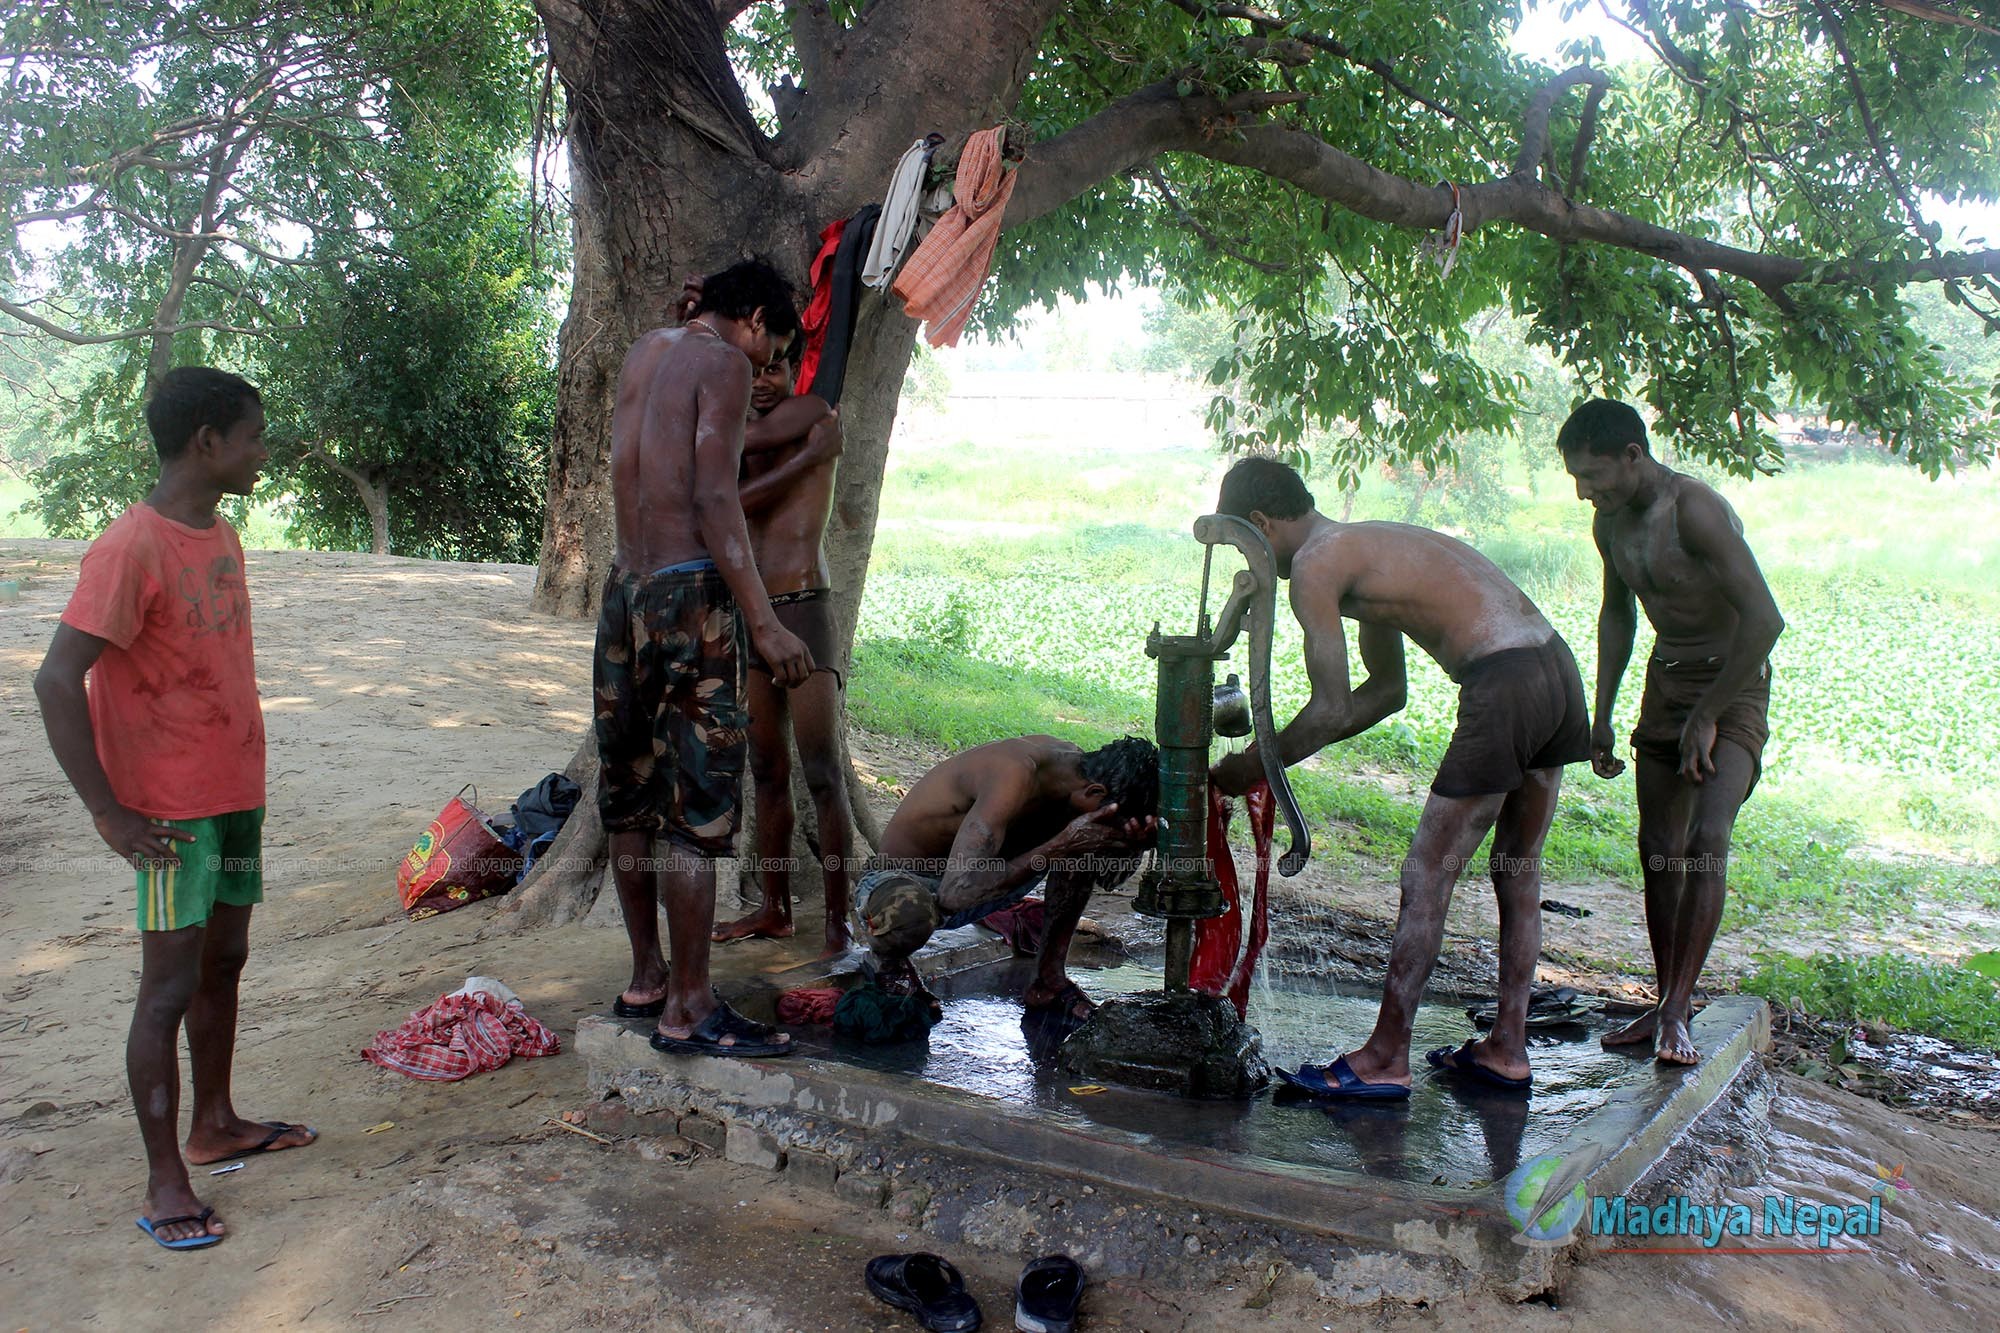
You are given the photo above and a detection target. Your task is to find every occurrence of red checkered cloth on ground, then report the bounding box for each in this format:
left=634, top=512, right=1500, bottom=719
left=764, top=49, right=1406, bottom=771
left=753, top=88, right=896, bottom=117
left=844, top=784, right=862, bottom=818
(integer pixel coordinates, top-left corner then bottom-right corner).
left=363, top=990, right=562, bottom=1081
left=891, top=126, right=1017, bottom=347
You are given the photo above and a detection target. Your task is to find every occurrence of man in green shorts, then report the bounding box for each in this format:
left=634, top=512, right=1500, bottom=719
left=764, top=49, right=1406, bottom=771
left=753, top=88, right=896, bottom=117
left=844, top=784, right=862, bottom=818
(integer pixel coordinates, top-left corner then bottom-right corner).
left=36, top=367, right=316, bottom=1251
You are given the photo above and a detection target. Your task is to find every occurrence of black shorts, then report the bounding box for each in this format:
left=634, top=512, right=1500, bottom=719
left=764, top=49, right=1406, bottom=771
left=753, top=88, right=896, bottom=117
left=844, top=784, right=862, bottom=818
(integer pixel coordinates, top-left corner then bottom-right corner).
left=1431, top=636, right=1591, bottom=798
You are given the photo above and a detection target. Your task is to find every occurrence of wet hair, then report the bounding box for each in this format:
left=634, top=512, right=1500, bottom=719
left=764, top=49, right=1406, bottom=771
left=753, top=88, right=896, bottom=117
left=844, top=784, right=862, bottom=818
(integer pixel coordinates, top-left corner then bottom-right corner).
left=1557, top=399, right=1650, bottom=458
left=1217, top=457, right=1315, bottom=521
left=693, top=257, right=802, bottom=339
left=1080, top=736, right=1159, bottom=821
left=145, top=367, right=261, bottom=461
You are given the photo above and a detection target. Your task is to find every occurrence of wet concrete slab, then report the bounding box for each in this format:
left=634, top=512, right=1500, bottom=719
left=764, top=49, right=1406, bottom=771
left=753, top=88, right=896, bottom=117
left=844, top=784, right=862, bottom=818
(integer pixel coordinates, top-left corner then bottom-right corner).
left=577, top=955, right=1770, bottom=1300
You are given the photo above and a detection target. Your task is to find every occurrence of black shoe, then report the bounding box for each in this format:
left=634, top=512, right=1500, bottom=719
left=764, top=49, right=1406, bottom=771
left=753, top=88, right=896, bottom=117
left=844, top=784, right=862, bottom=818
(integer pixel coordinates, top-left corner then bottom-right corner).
left=612, top=995, right=665, bottom=1019
left=1014, top=1254, right=1083, bottom=1333
left=865, top=1253, right=982, bottom=1332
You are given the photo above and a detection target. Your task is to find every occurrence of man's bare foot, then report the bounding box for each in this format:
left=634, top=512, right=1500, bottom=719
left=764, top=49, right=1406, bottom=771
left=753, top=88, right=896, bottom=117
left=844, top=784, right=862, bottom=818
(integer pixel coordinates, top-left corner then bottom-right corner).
left=1655, top=1013, right=1700, bottom=1066
left=1334, top=1047, right=1412, bottom=1089
left=711, top=905, right=795, bottom=943
left=185, top=1117, right=316, bottom=1165
left=142, top=1181, right=224, bottom=1244
left=1023, top=977, right=1094, bottom=1023
left=1600, top=1009, right=1657, bottom=1049
left=820, top=923, right=855, bottom=959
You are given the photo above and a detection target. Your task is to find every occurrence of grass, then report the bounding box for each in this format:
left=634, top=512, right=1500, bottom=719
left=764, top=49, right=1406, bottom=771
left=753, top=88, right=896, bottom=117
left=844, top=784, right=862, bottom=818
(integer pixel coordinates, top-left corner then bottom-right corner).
left=1743, top=952, right=2000, bottom=1051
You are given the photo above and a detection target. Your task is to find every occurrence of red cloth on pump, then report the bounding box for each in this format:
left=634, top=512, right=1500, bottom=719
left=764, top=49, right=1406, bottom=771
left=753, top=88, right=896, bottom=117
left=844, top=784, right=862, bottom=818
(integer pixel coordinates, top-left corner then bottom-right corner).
left=1190, top=781, right=1276, bottom=1018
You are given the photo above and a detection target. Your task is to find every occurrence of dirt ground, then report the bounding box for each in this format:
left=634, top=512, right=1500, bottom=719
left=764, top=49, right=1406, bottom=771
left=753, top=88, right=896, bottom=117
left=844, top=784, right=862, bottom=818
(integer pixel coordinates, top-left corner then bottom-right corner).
left=3, top=539, right=1997, bottom=1331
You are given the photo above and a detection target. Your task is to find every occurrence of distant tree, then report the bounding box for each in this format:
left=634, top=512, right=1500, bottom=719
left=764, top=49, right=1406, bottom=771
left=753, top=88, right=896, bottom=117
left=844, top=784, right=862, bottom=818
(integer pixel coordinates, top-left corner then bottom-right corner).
left=2, top=0, right=546, bottom=532
left=260, top=194, right=557, bottom=561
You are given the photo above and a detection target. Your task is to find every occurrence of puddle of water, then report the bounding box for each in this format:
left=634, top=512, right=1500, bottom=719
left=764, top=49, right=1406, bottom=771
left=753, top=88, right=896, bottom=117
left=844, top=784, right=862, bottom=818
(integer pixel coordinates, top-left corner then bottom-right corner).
left=790, top=958, right=1664, bottom=1190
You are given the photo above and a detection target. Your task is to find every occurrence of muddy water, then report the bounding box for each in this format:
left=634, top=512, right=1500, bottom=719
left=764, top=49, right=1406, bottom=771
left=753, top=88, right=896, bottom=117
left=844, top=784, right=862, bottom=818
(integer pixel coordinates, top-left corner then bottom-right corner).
left=797, top=957, right=1677, bottom=1190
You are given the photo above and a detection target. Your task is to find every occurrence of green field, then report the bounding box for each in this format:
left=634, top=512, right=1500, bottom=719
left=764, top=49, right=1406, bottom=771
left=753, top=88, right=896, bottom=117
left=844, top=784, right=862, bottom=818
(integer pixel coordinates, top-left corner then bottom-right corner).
left=850, top=393, right=2000, bottom=972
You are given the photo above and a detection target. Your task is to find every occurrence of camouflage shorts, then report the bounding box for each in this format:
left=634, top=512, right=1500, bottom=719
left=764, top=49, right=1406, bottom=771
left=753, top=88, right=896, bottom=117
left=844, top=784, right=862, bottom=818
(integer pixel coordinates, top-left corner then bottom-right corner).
left=593, top=565, right=747, bottom=854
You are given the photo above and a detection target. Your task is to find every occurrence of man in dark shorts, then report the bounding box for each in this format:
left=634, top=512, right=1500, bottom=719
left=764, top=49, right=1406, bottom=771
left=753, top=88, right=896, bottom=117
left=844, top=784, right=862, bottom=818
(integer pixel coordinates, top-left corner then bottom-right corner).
left=1560, top=400, right=1784, bottom=1066
left=1207, top=459, right=1589, bottom=1098
left=856, top=736, right=1157, bottom=1021
left=596, top=258, right=813, bottom=1059
left=710, top=337, right=855, bottom=955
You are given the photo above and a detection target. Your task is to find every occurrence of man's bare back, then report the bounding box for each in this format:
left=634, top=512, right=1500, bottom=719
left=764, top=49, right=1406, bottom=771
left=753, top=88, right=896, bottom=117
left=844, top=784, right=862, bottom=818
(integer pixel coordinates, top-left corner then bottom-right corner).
left=1292, top=520, right=1553, bottom=680
left=876, top=736, right=1085, bottom=870
left=609, top=327, right=747, bottom=573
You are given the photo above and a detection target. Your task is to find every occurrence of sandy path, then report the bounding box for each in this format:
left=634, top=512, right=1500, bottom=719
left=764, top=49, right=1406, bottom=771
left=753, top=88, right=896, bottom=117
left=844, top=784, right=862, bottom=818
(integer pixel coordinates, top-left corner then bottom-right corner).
left=1, top=539, right=1995, bottom=1329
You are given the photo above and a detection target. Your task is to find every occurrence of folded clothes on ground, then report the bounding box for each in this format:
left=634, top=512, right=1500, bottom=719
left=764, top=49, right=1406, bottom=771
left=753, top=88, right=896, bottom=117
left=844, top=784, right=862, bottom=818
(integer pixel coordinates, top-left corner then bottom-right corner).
left=363, top=978, right=561, bottom=1080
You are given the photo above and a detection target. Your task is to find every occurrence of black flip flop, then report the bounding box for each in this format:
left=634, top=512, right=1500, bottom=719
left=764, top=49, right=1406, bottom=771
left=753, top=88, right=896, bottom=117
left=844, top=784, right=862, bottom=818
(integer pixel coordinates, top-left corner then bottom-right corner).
left=650, top=995, right=794, bottom=1058
left=865, top=1252, right=982, bottom=1332
left=612, top=995, right=666, bottom=1019
left=200, top=1121, right=315, bottom=1162
left=1015, top=1254, right=1083, bottom=1333
left=1425, top=1039, right=1532, bottom=1092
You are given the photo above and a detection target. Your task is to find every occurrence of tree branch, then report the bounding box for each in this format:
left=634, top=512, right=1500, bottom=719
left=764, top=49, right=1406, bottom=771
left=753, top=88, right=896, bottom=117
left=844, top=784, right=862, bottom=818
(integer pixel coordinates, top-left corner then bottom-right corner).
left=1514, top=67, right=1610, bottom=182
left=0, top=295, right=302, bottom=345
left=1142, top=164, right=1295, bottom=274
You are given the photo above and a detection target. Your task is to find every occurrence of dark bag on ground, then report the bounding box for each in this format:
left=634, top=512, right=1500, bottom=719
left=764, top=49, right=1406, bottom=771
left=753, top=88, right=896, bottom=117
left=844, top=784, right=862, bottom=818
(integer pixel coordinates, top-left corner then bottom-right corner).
left=496, top=772, right=582, bottom=881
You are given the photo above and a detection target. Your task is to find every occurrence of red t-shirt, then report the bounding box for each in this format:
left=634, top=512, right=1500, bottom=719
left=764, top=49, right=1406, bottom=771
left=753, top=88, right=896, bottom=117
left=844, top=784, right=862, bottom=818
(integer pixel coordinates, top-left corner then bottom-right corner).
left=60, top=504, right=266, bottom=820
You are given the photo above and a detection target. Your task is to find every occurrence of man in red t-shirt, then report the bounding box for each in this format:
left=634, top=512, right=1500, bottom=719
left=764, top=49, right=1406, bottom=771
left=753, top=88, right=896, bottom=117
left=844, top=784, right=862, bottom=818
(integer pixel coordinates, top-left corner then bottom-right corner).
left=36, top=367, right=315, bottom=1251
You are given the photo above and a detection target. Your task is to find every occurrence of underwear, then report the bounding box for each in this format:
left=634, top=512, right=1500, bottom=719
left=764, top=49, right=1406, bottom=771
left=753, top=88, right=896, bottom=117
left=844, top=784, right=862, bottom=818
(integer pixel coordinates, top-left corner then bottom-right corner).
left=1431, top=635, right=1592, bottom=798
left=747, top=586, right=844, bottom=690
left=1632, top=655, right=1772, bottom=798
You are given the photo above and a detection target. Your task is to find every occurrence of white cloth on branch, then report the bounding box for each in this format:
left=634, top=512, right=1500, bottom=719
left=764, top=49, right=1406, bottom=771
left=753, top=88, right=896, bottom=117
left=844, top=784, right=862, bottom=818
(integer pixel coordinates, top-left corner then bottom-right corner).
left=863, top=137, right=937, bottom=290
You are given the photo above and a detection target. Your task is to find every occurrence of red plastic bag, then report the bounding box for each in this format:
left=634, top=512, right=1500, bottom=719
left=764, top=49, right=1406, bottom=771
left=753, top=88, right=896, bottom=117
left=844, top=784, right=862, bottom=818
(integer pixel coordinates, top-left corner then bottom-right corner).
left=396, top=786, right=520, bottom=919
left=1191, top=781, right=1275, bottom=1018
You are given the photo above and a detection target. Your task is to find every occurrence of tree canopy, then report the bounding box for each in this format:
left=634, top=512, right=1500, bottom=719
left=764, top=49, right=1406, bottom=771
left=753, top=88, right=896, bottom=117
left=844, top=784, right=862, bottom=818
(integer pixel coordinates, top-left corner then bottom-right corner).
left=727, top=0, right=2000, bottom=480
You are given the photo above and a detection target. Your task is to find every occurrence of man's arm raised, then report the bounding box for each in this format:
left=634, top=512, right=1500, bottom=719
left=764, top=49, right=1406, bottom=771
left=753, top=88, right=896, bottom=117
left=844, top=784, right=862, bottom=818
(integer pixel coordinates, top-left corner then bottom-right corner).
left=1590, top=513, right=1637, bottom=779
left=676, top=347, right=811, bottom=686
left=743, top=392, right=833, bottom=456
left=1675, top=488, right=1785, bottom=783
left=1213, top=551, right=1406, bottom=794
left=740, top=409, right=841, bottom=517
left=934, top=765, right=1141, bottom=914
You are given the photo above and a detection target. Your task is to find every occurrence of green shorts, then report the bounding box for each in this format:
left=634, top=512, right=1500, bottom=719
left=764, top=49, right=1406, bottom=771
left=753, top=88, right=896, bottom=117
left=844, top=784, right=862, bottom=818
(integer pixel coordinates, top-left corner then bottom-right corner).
left=134, top=807, right=265, bottom=932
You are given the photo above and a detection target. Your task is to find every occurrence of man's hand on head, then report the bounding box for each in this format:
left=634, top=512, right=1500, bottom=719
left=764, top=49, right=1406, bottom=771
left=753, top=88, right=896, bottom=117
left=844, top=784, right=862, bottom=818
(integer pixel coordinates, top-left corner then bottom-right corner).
left=675, top=274, right=703, bottom=324
left=94, top=806, right=195, bottom=869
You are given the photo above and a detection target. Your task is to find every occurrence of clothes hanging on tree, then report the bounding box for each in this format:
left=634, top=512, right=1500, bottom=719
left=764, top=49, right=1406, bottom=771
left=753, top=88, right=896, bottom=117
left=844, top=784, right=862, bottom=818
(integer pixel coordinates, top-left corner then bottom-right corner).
left=1189, top=781, right=1275, bottom=1018
left=863, top=134, right=944, bottom=290
left=892, top=125, right=1018, bottom=347
left=799, top=204, right=879, bottom=407
left=795, top=217, right=848, bottom=394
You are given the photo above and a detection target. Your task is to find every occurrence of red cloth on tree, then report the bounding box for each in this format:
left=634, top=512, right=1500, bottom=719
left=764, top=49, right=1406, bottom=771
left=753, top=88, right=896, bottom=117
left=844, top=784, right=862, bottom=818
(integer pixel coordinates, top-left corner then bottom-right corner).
left=795, top=217, right=847, bottom=395
left=1190, top=781, right=1275, bottom=1018
left=362, top=989, right=561, bottom=1081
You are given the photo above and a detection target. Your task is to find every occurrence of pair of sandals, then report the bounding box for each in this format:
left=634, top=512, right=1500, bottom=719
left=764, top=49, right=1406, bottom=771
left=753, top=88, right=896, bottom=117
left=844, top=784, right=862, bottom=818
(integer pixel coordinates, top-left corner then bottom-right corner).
left=1275, top=1040, right=1532, bottom=1101
left=867, top=1252, right=1083, bottom=1333
left=616, top=986, right=792, bottom=1058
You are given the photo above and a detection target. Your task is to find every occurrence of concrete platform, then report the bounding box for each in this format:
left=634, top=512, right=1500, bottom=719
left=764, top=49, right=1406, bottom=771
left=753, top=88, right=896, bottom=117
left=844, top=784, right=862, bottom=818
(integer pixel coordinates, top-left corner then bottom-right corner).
left=577, top=960, right=1769, bottom=1303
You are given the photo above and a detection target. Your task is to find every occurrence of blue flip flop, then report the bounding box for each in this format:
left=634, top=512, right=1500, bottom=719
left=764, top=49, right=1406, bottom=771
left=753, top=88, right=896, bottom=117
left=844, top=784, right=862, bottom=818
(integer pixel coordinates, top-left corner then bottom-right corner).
left=1275, top=1055, right=1412, bottom=1101
left=136, top=1207, right=222, bottom=1250
left=1425, top=1039, right=1532, bottom=1092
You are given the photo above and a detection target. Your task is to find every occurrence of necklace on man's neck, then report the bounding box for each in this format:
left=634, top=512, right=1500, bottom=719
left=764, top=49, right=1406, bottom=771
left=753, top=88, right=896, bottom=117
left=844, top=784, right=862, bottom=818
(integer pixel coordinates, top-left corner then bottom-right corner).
left=686, top=317, right=720, bottom=338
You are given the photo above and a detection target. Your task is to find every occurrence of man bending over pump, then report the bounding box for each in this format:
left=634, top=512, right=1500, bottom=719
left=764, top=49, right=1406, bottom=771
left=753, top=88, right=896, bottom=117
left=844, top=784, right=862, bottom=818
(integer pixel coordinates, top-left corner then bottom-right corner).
left=1207, top=458, right=1591, bottom=1099
left=856, top=736, right=1158, bottom=1021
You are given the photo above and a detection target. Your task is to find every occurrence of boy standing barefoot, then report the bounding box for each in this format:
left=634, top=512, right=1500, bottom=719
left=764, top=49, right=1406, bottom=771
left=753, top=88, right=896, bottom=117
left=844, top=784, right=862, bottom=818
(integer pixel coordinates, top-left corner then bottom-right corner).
left=35, top=368, right=314, bottom=1250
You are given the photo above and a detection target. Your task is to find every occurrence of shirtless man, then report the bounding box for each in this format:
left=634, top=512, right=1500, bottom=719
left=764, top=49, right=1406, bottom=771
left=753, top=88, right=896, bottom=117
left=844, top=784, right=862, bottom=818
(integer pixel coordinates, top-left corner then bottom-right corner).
left=1207, top=458, right=1590, bottom=1098
left=597, top=259, right=811, bottom=1058
left=856, top=736, right=1157, bottom=1021
left=1559, top=400, right=1784, bottom=1066
left=710, top=341, right=854, bottom=954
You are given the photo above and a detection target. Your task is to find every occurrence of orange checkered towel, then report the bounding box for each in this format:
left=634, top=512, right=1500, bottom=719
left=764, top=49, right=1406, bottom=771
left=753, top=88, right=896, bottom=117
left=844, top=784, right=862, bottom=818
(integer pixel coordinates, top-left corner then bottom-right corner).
left=891, top=126, right=1017, bottom=347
